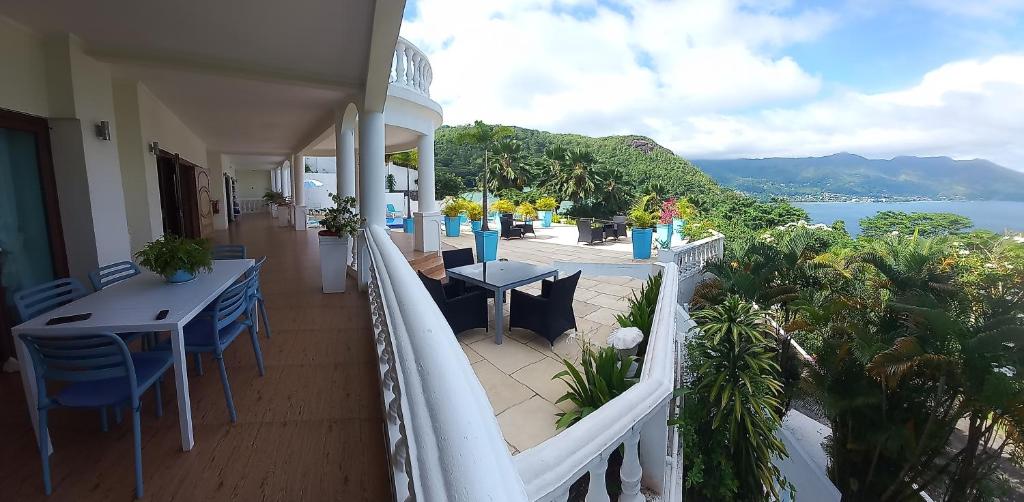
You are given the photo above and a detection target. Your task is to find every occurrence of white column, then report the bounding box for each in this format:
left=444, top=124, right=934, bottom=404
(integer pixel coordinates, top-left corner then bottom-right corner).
left=358, top=111, right=385, bottom=228
left=413, top=129, right=441, bottom=252
left=337, top=118, right=357, bottom=199
left=292, top=154, right=306, bottom=230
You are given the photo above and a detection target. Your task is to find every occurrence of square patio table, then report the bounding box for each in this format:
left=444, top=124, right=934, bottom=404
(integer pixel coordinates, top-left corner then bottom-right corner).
left=11, top=259, right=254, bottom=454
left=446, top=260, right=558, bottom=344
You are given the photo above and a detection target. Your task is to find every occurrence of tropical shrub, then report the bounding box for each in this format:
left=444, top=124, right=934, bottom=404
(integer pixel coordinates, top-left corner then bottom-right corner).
left=628, top=195, right=657, bottom=229
left=659, top=198, right=678, bottom=224
left=536, top=196, right=558, bottom=211
left=435, top=168, right=465, bottom=199
left=679, top=295, right=792, bottom=501
left=553, top=343, right=637, bottom=430
left=466, top=202, right=484, bottom=221
left=135, top=235, right=213, bottom=278
left=263, top=190, right=286, bottom=205
left=682, top=218, right=715, bottom=240
left=516, top=202, right=538, bottom=220
left=490, top=199, right=516, bottom=214
left=319, top=193, right=362, bottom=236
left=615, top=272, right=663, bottom=355
left=385, top=173, right=397, bottom=192
left=442, top=198, right=467, bottom=217
left=676, top=198, right=698, bottom=220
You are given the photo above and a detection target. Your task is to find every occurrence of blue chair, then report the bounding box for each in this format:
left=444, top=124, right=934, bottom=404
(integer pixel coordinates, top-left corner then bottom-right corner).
left=19, top=332, right=172, bottom=498
left=212, top=244, right=247, bottom=260
left=13, top=278, right=89, bottom=323
left=246, top=257, right=271, bottom=339
left=386, top=203, right=401, bottom=218
left=172, top=274, right=264, bottom=422
left=88, top=261, right=141, bottom=291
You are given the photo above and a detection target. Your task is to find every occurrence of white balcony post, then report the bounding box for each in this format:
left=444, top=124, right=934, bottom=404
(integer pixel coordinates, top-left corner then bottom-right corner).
left=359, top=110, right=385, bottom=227
left=337, top=117, right=357, bottom=200
left=414, top=129, right=440, bottom=252
left=293, top=154, right=306, bottom=230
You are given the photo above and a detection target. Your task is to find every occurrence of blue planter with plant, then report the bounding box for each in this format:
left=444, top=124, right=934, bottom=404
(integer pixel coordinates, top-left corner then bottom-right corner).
left=444, top=216, right=461, bottom=237
left=632, top=228, right=653, bottom=259
left=673, top=217, right=686, bottom=239
left=403, top=218, right=415, bottom=233
left=629, top=197, right=657, bottom=260
left=470, top=220, right=482, bottom=232
left=135, top=235, right=213, bottom=283
left=675, top=199, right=697, bottom=242
left=535, top=197, right=557, bottom=228
left=656, top=223, right=673, bottom=249
left=474, top=230, right=498, bottom=262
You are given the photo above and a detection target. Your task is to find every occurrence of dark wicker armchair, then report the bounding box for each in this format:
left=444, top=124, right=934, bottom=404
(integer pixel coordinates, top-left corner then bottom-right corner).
left=442, top=248, right=495, bottom=299
left=611, top=215, right=628, bottom=239
left=500, top=215, right=525, bottom=240
left=509, top=271, right=581, bottom=345
left=418, top=271, right=489, bottom=334
left=576, top=219, right=604, bottom=244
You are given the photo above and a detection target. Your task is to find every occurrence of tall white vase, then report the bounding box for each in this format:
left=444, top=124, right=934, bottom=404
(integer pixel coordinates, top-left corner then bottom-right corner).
left=319, top=234, right=351, bottom=293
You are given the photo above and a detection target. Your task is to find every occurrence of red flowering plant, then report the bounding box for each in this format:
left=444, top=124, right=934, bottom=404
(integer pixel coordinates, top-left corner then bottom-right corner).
left=659, top=198, right=678, bottom=224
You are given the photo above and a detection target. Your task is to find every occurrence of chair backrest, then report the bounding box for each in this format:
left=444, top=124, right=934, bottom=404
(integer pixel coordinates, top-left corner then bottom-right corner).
left=613, top=215, right=626, bottom=223
left=545, top=271, right=581, bottom=307
left=18, top=333, right=137, bottom=407
left=212, top=244, right=247, bottom=260
left=13, top=278, right=89, bottom=323
left=248, top=256, right=267, bottom=293
left=417, top=271, right=448, bottom=309
left=500, top=217, right=513, bottom=232
left=89, top=261, right=140, bottom=291
left=576, top=219, right=591, bottom=234
left=387, top=204, right=398, bottom=213
left=210, top=276, right=253, bottom=334
left=442, top=248, right=475, bottom=270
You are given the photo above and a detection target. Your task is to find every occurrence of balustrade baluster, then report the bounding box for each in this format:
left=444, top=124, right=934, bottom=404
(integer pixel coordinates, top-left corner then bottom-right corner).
left=619, top=431, right=644, bottom=502
left=586, top=455, right=612, bottom=502
left=395, top=42, right=407, bottom=83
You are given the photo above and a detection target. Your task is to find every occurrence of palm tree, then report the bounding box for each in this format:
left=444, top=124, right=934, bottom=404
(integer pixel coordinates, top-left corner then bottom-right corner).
left=597, top=167, right=632, bottom=215
left=487, top=137, right=528, bottom=191
left=454, top=121, right=512, bottom=231
left=557, top=147, right=598, bottom=204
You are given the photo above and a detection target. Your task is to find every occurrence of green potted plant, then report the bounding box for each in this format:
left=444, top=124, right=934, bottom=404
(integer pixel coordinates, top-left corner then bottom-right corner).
left=263, top=190, right=285, bottom=217
left=467, top=202, right=484, bottom=232
left=318, top=193, right=362, bottom=293
left=442, top=198, right=465, bottom=237
left=535, top=197, right=557, bottom=227
left=491, top=199, right=515, bottom=217
left=657, top=198, right=679, bottom=249
left=675, top=198, right=697, bottom=240
left=629, top=196, right=657, bottom=259
left=135, top=235, right=213, bottom=283
left=515, top=201, right=538, bottom=223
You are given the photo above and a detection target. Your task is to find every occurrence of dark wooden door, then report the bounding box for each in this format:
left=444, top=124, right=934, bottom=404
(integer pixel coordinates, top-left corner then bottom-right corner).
left=157, top=152, right=184, bottom=236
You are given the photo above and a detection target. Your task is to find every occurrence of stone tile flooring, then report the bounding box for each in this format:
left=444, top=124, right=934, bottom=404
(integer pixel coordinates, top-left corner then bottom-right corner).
left=438, top=229, right=649, bottom=454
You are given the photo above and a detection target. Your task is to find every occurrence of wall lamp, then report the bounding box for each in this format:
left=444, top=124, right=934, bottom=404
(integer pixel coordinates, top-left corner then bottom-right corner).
left=94, top=121, right=111, bottom=141
left=149, top=141, right=160, bottom=156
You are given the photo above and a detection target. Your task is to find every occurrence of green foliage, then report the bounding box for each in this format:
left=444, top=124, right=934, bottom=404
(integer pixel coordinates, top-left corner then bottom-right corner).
left=466, top=202, right=484, bottom=221
left=553, top=343, right=637, bottom=430
left=680, top=296, right=792, bottom=501
left=628, top=194, right=657, bottom=229
left=490, top=199, right=516, bottom=214
left=262, top=190, right=286, bottom=205
left=388, top=150, right=418, bottom=168
left=515, top=201, right=537, bottom=219
left=385, top=173, right=397, bottom=192
left=441, top=198, right=468, bottom=217
left=615, top=272, right=663, bottom=355
left=304, top=163, right=313, bottom=173
left=682, top=218, right=715, bottom=240
left=859, top=211, right=973, bottom=239
left=675, top=198, right=698, bottom=220
left=535, top=196, right=558, bottom=211
left=134, top=235, right=213, bottom=278
left=434, top=168, right=465, bottom=199
left=318, top=194, right=362, bottom=236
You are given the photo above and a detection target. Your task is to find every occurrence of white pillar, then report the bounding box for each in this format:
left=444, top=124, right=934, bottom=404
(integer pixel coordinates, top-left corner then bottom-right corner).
left=414, top=129, right=441, bottom=252
left=358, top=110, right=385, bottom=228
left=337, top=118, right=357, bottom=199
left=292, top=154, right=306, bottom=230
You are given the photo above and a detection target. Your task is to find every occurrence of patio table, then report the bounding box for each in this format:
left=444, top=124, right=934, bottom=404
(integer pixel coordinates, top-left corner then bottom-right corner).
left=11, top=259, right=254, bottom=453
left=446, top=260, right=558, bottom=344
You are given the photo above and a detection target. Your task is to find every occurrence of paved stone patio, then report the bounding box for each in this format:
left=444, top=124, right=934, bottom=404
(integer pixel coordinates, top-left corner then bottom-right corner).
left=439, top=226, right=652, bottom=453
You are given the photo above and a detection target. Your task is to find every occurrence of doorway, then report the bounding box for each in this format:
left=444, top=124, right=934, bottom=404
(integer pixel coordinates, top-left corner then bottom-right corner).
left=0, top=108, right=68, bottom=362
left=156, top=152, right=212, bottom=239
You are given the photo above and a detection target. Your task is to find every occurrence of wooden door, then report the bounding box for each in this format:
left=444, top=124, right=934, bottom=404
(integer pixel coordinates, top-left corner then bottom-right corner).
left=195, top=166, right=214, bottom=237
left=156, top=152, right=185, bottom=236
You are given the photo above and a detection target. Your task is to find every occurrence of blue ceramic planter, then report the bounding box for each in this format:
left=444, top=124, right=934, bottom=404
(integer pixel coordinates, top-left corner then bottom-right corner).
left=656, top=223, right=673, bottom=249
left=403, top=218, right=415, bottom=233
left=632, top=227, right=653, bottom=259
left=470, top=219, right=482, bottom=232
left=460, top=212, right=469, bottom=226
left=474, top=230, right=498, bottom=262
left=165, top=270, right=196, bottom=283
left=444, top=216, right=461, bottom=237
left=673, top=217, right=686, bottom=240
left=540, top=210, right=553, bottom=228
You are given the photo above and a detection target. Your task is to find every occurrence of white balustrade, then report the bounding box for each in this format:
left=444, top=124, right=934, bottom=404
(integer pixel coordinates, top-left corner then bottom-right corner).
left=238, top=198, right=265, bottom=213
left=391, top=37, right=433, bottom=97
left=660, top=232, right=724, bottom=304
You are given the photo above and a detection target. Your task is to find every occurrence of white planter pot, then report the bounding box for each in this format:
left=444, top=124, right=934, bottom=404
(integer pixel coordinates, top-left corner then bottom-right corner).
left=270, top=204, right=279, bottom=217
left=277, top=207, right=291, bottom=226
left=319, top=234, right=351, bottom=293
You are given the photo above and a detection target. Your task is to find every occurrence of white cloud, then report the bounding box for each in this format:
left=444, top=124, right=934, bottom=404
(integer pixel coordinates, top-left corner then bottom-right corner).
left=911, top=0, right=1024, bottom=19
left=403, top=0, right=1024, bottom=171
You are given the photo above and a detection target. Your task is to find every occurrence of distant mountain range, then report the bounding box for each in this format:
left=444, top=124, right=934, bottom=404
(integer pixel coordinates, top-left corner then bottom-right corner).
left=691, top=153, right=1024, bottom=202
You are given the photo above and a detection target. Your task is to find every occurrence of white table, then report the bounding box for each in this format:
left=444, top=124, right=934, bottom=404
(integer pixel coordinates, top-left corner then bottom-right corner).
left=11, top=259, right=254, bottom=453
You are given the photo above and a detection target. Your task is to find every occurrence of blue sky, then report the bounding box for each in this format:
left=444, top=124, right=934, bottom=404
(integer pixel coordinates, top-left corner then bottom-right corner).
left=401, top=0, right=1024, bottom=170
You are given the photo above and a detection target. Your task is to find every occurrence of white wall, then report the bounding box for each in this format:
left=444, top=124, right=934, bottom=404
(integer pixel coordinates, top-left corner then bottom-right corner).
left=0, top=17, right=49, bottom=117
left=385, top=162, right=419, bottom=191
left=304, top=172, right=336, bottom=209
left=237, top=170, right=271, bottom=199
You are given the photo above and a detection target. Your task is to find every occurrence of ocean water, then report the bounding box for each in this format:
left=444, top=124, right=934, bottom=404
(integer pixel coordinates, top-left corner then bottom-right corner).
left=794, top=201, right=1024, bottom=236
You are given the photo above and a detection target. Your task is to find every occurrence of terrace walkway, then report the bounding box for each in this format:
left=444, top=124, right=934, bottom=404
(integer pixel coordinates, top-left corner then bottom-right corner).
left=0, top=213, right=389, bottom=501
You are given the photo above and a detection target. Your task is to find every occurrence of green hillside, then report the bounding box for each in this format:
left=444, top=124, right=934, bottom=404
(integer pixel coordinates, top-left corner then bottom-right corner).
left=433, top=124, right=808, bottom=240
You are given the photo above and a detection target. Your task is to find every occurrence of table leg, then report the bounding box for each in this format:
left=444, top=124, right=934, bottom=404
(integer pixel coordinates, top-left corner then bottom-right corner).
left=169, top=324, right=194, bottom=451
left=14, top=333, right=52, bottom=456
left=494, top=287, right=505, bottom=344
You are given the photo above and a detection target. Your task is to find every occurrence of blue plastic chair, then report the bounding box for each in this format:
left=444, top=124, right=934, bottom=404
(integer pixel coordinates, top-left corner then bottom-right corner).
left=246, top=257, right=271, bottom=339
left=88, top=261, right=141, bottom=291
left=18, top=332, right=172, bottom=498
left=174, top=274, right=264, bottom=422
left=13, top=278, right=89, bottom=323
left=386, top=203, right=401, bottom=218
left=212, top=244, right=247, bottom=260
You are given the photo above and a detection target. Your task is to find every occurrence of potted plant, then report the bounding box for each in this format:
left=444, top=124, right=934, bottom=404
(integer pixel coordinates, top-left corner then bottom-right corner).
left=317, top=193, right=362, bottom=293
left=516, top=201, right=538, bottom=223
left=628, top=197, right=657, bottom=259
left=135, top=235, right=213, bottom=283
left=536, top=197, right=557, bottom=227
left=675, top=198, right=697, bottom=240
left=442, top=198, right=465, bottom=237
left=491, top=199, right=515, bottom=218
left=467, top=202, right=484, bottom=232
left=263, top=190, right=284, bottom=217
left=657, top=198, right=678, bottom=249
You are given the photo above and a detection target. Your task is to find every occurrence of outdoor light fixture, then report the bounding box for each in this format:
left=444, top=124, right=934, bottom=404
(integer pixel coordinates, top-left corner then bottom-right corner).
left=94, top=121, right=111, bottom=141
left=149, top=141, right=160, bottom=156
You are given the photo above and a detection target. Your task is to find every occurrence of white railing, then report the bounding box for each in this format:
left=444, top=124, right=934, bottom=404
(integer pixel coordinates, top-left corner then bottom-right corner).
left=660, top=232, right=724, bottom=304
left=391, top=37, right=433, bottom=97
left=238, top=198, right=264, bottom=213
left=364, top=225, right=527, bottom=501
left=362, top=225, right=683, bottom=500
left=514, top=262, right=680, bottom=501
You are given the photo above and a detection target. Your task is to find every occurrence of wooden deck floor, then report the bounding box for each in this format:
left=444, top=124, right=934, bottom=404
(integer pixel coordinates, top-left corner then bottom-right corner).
left=0, top=213, right=390, bottom=501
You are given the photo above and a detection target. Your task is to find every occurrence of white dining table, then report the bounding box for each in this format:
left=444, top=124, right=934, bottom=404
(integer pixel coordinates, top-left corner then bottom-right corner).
left=11, top=259, right=254, bottom=453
